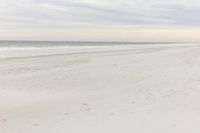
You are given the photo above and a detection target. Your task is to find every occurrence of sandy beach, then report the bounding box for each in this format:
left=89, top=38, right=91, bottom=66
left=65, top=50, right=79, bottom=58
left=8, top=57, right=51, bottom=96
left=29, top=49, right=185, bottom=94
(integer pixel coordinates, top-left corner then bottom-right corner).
left=1, top=44, right=200, bottom=133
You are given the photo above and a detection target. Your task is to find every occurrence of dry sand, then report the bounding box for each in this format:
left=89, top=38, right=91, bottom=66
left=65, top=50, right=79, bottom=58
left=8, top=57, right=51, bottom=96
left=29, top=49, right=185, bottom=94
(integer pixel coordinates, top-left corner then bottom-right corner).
left=1, top=44, right=200, bottom=133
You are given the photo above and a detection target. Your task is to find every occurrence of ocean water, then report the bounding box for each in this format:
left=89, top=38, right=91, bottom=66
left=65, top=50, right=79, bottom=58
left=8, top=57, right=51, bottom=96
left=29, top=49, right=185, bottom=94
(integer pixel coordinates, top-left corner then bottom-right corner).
left=0, top=41, right=187, bottom=48
left=0, top=41, right=195, bottom=59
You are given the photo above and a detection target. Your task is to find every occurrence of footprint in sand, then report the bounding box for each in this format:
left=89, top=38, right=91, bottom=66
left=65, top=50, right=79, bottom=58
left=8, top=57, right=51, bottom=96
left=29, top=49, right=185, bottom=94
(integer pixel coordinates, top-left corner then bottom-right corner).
left=64, top=112, right=69, bottom=115
left=82, top=103, right=89, bottom=106
left=1, top=118, right=7, bottom=122
left=33, top=123, right=39, bottom=127
left=109, top=112, right=116, bottom=116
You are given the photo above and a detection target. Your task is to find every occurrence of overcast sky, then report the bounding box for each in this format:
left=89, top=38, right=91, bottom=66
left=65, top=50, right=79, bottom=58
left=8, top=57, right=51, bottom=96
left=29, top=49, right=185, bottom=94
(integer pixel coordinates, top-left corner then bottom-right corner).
left=1, top=0, right=200, bottom=41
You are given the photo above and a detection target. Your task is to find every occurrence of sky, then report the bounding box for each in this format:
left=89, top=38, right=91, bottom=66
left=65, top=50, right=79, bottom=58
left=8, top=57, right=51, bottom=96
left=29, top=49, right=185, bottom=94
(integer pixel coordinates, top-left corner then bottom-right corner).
left=1, top=0, right=200, bottom=41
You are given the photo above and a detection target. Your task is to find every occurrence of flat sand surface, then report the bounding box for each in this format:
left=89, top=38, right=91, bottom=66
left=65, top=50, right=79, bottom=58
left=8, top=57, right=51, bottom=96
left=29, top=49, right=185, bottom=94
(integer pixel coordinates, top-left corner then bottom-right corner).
left=1, top=44, right=200, bottom=133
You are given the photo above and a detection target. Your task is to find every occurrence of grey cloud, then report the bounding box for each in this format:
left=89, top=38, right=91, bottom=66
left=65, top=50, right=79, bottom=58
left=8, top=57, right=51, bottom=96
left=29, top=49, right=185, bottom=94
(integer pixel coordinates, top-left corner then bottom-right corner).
left=1, top=0, right=200, bottom=29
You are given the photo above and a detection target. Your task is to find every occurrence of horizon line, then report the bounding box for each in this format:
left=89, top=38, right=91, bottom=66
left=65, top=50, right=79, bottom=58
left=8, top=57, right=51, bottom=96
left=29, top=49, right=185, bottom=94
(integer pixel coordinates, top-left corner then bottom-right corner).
left=0, top=40, right=199, bottom=43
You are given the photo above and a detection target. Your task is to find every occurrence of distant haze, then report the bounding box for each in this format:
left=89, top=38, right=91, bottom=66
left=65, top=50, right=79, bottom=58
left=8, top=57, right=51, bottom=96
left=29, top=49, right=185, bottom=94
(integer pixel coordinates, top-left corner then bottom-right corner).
left=1, top=0, right=200, bottom=41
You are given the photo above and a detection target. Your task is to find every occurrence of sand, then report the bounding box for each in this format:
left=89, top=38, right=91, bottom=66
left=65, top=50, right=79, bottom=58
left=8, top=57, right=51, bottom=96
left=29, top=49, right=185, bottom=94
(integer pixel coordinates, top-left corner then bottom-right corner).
left=1, top=44, right=200, bottom=133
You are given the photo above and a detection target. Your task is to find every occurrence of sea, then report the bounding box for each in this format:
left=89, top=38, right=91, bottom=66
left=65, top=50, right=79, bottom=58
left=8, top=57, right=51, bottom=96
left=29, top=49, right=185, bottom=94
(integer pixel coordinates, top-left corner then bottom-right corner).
left=0, top=41, right=196, bottom=59
left=0, top=41, right=188, bottom=48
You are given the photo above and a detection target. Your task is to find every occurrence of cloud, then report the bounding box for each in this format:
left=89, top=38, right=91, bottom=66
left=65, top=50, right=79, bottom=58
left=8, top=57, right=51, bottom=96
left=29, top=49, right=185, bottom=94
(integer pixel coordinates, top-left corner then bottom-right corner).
left=1, top=0, right=200, bottom=27
left=1, top=0, right=200, bottom=41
